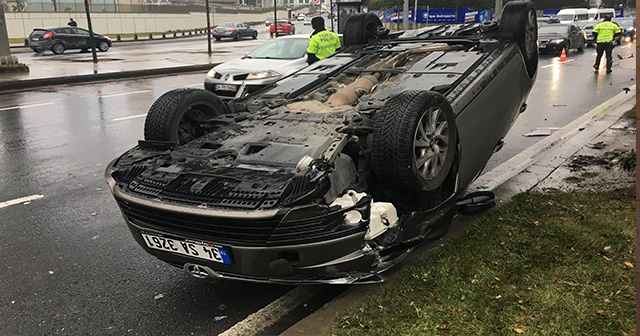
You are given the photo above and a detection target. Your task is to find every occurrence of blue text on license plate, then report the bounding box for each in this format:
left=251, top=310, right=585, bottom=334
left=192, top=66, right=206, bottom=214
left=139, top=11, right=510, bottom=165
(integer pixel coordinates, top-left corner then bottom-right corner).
left=141, top=233, right=232, bottom=264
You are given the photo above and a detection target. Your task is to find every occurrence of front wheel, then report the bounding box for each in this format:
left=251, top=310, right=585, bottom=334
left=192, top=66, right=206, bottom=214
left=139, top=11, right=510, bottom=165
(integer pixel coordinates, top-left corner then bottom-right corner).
left=252, top=31, right=258, bottom=39
left=371, top=90, right=458, bottom=192
left=98, top=41, right=110, bottom=52
left=144, top=88, right=228, bottom=145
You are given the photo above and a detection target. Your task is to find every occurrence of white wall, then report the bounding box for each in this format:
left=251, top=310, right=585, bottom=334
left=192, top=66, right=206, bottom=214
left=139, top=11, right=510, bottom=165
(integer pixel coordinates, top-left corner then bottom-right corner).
left=5, top=10, right=290, bottom=38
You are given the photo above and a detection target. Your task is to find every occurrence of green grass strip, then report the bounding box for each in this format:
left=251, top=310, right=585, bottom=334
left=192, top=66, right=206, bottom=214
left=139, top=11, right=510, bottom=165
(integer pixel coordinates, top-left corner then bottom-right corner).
left=331, top=188, right=635, bottom=336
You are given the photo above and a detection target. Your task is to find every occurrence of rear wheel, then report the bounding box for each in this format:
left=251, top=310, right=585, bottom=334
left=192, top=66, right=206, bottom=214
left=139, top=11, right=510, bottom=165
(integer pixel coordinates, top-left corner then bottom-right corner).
left=144, top=88, right=228, bottom=145
left=51, top=43, right=65, bottom=55
left=371, top=90, right=458, bottom=192
left=234, top=33, right=240, bottom=41
left=343, top=12, right=386, bottom=47
left=215, top=37, right=221, bottom=41
left=499, top=0, right=538, bottom=78
left=252, top=31, right=258, bottom=39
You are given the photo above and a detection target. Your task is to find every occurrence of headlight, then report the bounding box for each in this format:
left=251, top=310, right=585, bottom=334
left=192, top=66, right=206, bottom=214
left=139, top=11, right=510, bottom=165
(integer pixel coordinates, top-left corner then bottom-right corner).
left=206, top=68, right=217, bottom=78
left=246, top=70, right=281, bottom=80
left=551, top=39, right=565, bottom=44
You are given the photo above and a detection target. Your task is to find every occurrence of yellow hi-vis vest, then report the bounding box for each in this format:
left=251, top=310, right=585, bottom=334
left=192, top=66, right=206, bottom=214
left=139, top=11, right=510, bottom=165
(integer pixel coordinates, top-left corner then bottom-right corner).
left=306, top=30, right=341, bottom=60
left=593, top=21, right=621, bottom=43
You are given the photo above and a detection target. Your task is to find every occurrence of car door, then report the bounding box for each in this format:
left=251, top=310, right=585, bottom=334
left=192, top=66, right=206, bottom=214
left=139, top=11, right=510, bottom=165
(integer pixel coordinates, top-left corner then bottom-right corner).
left=569, top=25, right=581, bottom=47
left=72, top=28, right=92, bottom=49
left=53, top=27, right=75, bottom=48
left=235, top=23, right=246, bottom=37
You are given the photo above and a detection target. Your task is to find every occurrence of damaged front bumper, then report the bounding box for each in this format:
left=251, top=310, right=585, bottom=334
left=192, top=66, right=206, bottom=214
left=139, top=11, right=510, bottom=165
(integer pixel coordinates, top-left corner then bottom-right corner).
left=110, top=181, right=456, bottom=284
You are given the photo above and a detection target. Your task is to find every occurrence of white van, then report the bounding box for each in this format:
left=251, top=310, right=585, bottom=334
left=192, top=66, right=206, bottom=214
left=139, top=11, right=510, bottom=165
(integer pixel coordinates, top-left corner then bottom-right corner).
left=556, top=8, right=589, bottom=24
left=588, top=8, right=616, bottom=21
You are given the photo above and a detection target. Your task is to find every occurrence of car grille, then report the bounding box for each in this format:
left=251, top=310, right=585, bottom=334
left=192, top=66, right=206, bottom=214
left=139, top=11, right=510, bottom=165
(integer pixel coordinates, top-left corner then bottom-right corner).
left=117, top=198, right=282, bottom=246
left=233, top=74, right=248, bottom=80
left=116, top=197, right=366, bottom=247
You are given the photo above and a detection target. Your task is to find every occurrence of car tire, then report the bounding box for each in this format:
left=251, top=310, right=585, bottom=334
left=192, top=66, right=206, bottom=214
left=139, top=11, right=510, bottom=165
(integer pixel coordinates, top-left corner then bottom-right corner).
left=577, top=39, right=584, bottom=52
left=371, top=90, right=458, bottom=192
left=144, top=88, right=228, bottom=145
left=499, top=0, right=538, bottom=78
left=252, top=31, right=258, bottom=39
left=234, top=33, right=240, bottom=41
left=31, top=47, right=42, bottom=53
left=343, top=12, right=386, bottom=47
left=215, top=37, right=221, bottom=41
left=51, top=43, right=65, bottom=55
left=98, top=41, right=110, bottom=52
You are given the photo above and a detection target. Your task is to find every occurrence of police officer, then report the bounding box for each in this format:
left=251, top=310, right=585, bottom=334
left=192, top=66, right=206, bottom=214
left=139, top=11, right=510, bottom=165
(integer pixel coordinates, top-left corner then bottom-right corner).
left=592, top=15, right=621, bottom=73
left=306, top=17, right=341, bottom=65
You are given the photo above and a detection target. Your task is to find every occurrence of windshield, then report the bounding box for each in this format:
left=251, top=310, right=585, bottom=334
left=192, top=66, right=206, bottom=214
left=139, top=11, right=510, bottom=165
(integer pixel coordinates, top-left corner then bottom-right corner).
left=614, top=18, right=634, bottom=26
left=556, top=14, right=574, bottom=21
left=219, top=23, right=234, bottom=27
left=538, top=25, right=568, bottom=34
left=247, top=38, right=309, bottom=59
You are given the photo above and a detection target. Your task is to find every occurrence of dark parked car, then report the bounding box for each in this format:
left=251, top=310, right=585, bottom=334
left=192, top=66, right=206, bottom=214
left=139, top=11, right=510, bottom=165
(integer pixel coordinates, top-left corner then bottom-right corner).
left=212, top=22, right=258, bottom=41
left=538, top=23, right=585, bottom=54
left=28, top=26, right=111, bottom=54
left=613, top=17, right=635, bottom=42
left=581, top=21, right=622, bottom=47
left=106, top=1, right=538, bottom=284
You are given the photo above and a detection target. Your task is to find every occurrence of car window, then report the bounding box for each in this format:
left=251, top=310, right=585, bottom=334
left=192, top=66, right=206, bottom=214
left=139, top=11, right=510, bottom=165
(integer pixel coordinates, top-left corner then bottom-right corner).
left=219, top=23, right=234, bottom=28
left=538, top=25, right=569, bottom=34
left=72, top=28, right=90, bottom=36
left=235, top=23, right=244, bottom=28
left=556, top=14, right=574, bottom=21
left=614, top=18, right=635, bottom=26
left=247, top=38, right=309, bottom=59
left=54, top=28, right=72, bottom=34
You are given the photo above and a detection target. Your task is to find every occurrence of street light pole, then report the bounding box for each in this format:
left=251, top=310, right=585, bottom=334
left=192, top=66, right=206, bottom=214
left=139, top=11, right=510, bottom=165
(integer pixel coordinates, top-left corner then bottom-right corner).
left=495, top=0, right=503, bottom=19
left=273, top=0, right=277, bottom=38
left=403, top=0, right=408, bottom=31
left=205, top=0, right=212, bottom=55
left=83, top=0, right=98, bottom=63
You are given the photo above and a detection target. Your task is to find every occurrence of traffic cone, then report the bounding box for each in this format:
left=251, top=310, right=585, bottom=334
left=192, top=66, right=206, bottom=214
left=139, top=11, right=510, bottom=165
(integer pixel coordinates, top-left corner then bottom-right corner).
left=559, top=48, right=568, bottom=62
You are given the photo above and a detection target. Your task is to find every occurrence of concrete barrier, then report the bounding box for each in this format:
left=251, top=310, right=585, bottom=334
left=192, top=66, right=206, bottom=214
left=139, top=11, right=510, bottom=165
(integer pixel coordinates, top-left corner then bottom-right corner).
left=5, top=11, right=290, bottom=39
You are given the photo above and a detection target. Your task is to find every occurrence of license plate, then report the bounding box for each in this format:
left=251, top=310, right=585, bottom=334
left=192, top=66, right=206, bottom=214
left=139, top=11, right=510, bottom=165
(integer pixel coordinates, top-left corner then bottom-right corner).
left=141, top=233, right=232, bottom=264
left=215, top=84, right=237, bottom=92
left=32, top=37, right=39, bottom=41
left=539, top=45, right=546, bottom=48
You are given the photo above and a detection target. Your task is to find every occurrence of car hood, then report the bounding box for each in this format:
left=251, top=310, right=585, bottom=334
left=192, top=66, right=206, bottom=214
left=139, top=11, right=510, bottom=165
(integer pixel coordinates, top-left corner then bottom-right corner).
left=214, top=58, right=307, bottom=76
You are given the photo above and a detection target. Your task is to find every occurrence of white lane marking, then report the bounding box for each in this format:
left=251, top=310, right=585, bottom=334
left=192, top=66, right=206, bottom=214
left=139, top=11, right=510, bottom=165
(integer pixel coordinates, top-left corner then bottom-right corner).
left=99, top=90, right=151, bottom=98
left=0, top=102, right=56, bottom=111
left=219, top=286, right=320, bottom=336
left=113, top=113, right=147, bottom=121
left=0, top=195, right=44, bottom=209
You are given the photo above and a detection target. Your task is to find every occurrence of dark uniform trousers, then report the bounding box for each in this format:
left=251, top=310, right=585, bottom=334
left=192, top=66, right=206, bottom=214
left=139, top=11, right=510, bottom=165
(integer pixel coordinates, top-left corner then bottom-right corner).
left=594, top=42, right=614, bottom=71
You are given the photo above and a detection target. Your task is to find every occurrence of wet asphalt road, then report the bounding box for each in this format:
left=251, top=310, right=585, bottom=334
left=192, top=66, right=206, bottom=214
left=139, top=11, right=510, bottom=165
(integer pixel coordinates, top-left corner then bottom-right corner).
left=0, top=38, right=635, bottom=335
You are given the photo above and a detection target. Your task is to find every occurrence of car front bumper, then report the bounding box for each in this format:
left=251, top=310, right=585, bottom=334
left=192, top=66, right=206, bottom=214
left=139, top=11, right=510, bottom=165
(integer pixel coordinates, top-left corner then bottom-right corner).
left=204, top=76, right=279, bottom=98
left=538, top=41, right=566, bottom=53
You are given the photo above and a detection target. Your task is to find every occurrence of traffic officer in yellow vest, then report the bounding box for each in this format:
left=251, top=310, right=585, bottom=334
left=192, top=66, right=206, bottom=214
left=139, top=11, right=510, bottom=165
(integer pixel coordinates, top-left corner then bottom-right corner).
left=592, top=15, right=622, bottom=73
left=306, top=17, right=341, bottom=65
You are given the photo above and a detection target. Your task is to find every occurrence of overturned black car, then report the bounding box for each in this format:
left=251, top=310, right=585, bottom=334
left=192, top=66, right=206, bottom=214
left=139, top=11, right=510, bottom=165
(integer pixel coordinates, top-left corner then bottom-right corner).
left=106, top=1, right=538, bottom=284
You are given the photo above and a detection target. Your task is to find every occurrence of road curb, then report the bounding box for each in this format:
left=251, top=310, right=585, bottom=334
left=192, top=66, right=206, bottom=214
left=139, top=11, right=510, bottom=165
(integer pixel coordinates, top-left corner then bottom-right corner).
left=0, top=63, right=218, bottom=94
left=279, top=86, right=637, bottom=336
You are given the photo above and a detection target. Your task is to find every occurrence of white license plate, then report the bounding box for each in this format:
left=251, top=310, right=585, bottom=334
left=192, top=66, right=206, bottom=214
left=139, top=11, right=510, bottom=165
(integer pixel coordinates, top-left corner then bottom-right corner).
left=539, top=45, right=546, bottom=48
left=141, top=233, right=232, bottom=264
left=215, top=84, right=237, bottom=92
